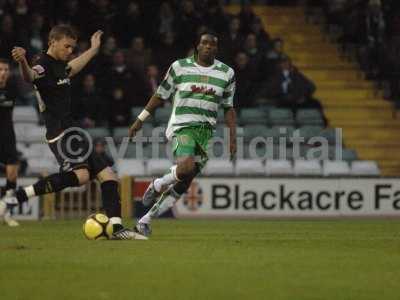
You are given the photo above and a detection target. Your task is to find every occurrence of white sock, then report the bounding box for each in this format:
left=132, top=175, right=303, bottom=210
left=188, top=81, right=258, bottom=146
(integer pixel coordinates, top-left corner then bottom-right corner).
left=24, top=186, right=36, bottom=198
left=139, top=213, right=151, bottom=224
left=153, top=165, right=179, bottom=192
left=157, top=194, right=178, bottom=216
left=110, top=217, right=122, bottom=225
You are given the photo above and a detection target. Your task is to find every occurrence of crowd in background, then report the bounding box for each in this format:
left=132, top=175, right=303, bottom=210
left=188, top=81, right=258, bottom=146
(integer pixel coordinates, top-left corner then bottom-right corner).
left=306, top=0, right=400, bottom=104
left=0, top=0, right=321, bottom=129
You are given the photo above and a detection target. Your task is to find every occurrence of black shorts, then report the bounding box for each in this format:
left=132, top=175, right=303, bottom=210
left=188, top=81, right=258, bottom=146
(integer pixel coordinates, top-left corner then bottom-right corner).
left=48, top=128, right=110, bottom=178
left=0, top=127, right=18, bottom=165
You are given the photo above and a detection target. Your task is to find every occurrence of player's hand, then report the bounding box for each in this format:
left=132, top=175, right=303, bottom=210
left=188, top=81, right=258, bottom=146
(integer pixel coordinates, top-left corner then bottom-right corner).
left=90, top=30, right=103, bottom=52
left=128, top=119, right=143, bottom=139
left=11, top=47, right=27, bottom=63
left=229, top=138, right=237, bottom=162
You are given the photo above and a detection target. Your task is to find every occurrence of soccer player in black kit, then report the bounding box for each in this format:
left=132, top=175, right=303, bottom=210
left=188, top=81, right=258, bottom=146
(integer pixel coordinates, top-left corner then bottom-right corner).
left=0, top=59, right=20, bottom=227
left=9, top=25, right=146, bottom=240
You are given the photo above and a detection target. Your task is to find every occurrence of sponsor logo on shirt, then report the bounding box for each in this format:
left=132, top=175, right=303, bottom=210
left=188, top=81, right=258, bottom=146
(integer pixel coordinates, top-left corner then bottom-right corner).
left=57, top=78, right=71, bottom=86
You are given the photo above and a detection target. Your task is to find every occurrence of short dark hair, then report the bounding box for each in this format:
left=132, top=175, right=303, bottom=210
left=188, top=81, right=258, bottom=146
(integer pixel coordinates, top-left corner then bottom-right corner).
left=197, top=30, right=218, bottom=45
left=48, top=25, right=78, bottom=42
left=0, top=58, right=10, bottom=65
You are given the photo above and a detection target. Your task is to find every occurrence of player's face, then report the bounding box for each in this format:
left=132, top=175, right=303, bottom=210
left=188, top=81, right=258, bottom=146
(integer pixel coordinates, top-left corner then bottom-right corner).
left=0, top=63, right=10, bottom=85
left=197, top=35, right=218, bottom=62
left=51, top=36, right=77, bottom=61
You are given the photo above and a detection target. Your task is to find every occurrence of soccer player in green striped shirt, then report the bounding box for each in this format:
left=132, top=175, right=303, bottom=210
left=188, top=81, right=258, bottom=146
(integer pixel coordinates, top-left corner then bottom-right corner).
left=129, top=32, right=237, bottom=236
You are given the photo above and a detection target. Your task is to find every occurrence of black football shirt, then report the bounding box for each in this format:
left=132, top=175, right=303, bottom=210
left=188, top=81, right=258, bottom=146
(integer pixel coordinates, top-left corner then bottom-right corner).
left=0, top=80, right=17, bottom=135
left=33, top=53, right=74, bottom=140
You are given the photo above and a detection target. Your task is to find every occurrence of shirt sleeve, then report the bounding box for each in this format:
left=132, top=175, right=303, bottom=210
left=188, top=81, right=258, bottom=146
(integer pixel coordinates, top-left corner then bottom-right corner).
left=32, top=61, right=47, bottom=84
left=221, top=69, right=236, bottom=108
left=155, top=62, right=177, bottom=100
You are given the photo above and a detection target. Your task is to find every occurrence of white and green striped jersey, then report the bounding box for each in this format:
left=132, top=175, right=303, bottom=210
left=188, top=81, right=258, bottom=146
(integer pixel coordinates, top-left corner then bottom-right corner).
left=155, top=56, right=235, bottom=140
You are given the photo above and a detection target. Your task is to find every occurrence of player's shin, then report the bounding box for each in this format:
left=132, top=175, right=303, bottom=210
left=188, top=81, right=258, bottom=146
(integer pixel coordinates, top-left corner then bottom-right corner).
left=13, top=171, right=80, bottom=204
left=100, top=180, right=123, bottom=232
left=153, top=165, right=180, bottom=192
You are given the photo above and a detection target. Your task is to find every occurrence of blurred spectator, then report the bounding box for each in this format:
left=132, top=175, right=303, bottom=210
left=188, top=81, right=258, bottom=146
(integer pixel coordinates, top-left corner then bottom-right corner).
left=145, top=64, right=161, bottom=98
left=260, top=56, right=322, bottom=113
left=27, top=13, right=47, bottom=56
left=250, top=17, right=271, bottom=51
left=73, top=74, right=106, bottom=128
left=242, top=33, right=263, bottom=81
left=202, top=0, right=229, bottom=34
left=113, top=1, right=144, bottom=48
left=154, top=1, right=176, bottom=39
left=155, top=32, right=181, bottom=74
left=0, top=14, right=22, bottom=59
left=262, top=38, right=286, bottom=80
left=96, top=35, right=118, bottom=72
left=107, top=87, right=131, bottom=128
left=57, top=0, right=86, bottom=33
left=239, top=3, right=257, bottom=34
left=176, top=0, right=202, bottom=52
left=87, top=0, right=115, bottom=36
left=233, top=52, right=258, bottom=108
left=104, top=50, right=133, bottom=90
left=126, top=36, right=153, bottom=76
left=93, top=138, right=114, bottom=167
left=219, top=17, right=244, bottom=64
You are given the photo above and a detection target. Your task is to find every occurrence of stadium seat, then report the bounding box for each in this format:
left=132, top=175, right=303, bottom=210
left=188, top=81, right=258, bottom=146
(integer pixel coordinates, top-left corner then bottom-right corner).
left=296, top=109, right=325, bottom=126
left=322, top=160, right=350, bottom=176
left=130, top=106, right=144, bottom=119
left=271, top=126, right=295, bottom=144
left=239, top=108, right=268, bottom=125
left=350, top=161, right=380, bottom=176
left=112, top=127, right=129, bottom=143
left=300, top=145, right=330, bottom=161
left=13, top=106, right=39, bottom=123
left=124, top=143, right=139, bottom=159
left=24, top=126, right=46, bottom=143
left=147, top=159, right=173, bottom=175
left=27, top=158, right=59, bottom=175
left=217, top=109, right=225, bottom=123
left=202, top=159, right=234, bottom=176
left=116, top=159, right=146, bottom=176
left=144, top=142, right=173, bottom=159
left=154, top=107, right=172, bottom=125
left=24, top=143, right=53, bottom=158
left=235, top=159, right=265, bottom=176
left=87, top=127, right=110, bottom=140
left=320, top=127, right=338, bottom=145
left=209, top=141, right=229, bottom=159
left=265, top=160, right=293, bottom=176
left=339, top=149, right=359, bottom=161
left=243, top=124, right=268, bottom=143
left=268, top=108, right=294, bottom=126
left=298, top=126, right=324, bottom=143
left=293, top=159, right=322, bottom=176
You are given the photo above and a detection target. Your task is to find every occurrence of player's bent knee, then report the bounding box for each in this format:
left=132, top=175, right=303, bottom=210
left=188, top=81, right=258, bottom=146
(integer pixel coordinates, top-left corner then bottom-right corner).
left=96, top=167, right=118, bottom=183
left=177, top=160, right=197, bottom=180
left=73, top=168, right=90, bottom=185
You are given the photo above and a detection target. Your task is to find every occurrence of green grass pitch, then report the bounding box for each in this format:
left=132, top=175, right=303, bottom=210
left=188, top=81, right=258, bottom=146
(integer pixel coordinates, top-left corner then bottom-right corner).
left=0, top=219, right=399, bottom=300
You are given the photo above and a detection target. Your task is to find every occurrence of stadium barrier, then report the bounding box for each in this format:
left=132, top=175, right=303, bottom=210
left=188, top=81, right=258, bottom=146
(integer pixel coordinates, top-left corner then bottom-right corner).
left=4, top=177, right=400, bottom=220
left=133, top=177, right=400, bottom=218
left=43, top=176, right=133, bottom=219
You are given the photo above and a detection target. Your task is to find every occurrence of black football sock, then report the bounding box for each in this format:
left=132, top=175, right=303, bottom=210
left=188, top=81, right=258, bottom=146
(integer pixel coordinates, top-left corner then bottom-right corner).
left=5, top=179, right=16, bottom=191
left=100, top=180, right=123, bottom=231
left=33, top=172, right=80, bottom=195
left=15, top=172, right=80, bottom=204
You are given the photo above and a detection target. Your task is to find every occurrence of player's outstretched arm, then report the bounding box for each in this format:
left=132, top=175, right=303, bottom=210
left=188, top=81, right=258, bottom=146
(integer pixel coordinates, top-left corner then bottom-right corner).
left=11, top=47, right=36, bottom=83
left=68, top=30, right=103, bottom=77
left=128, top=95, right=164, bottom=138
left=224, top=107, right=237, bottom=161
